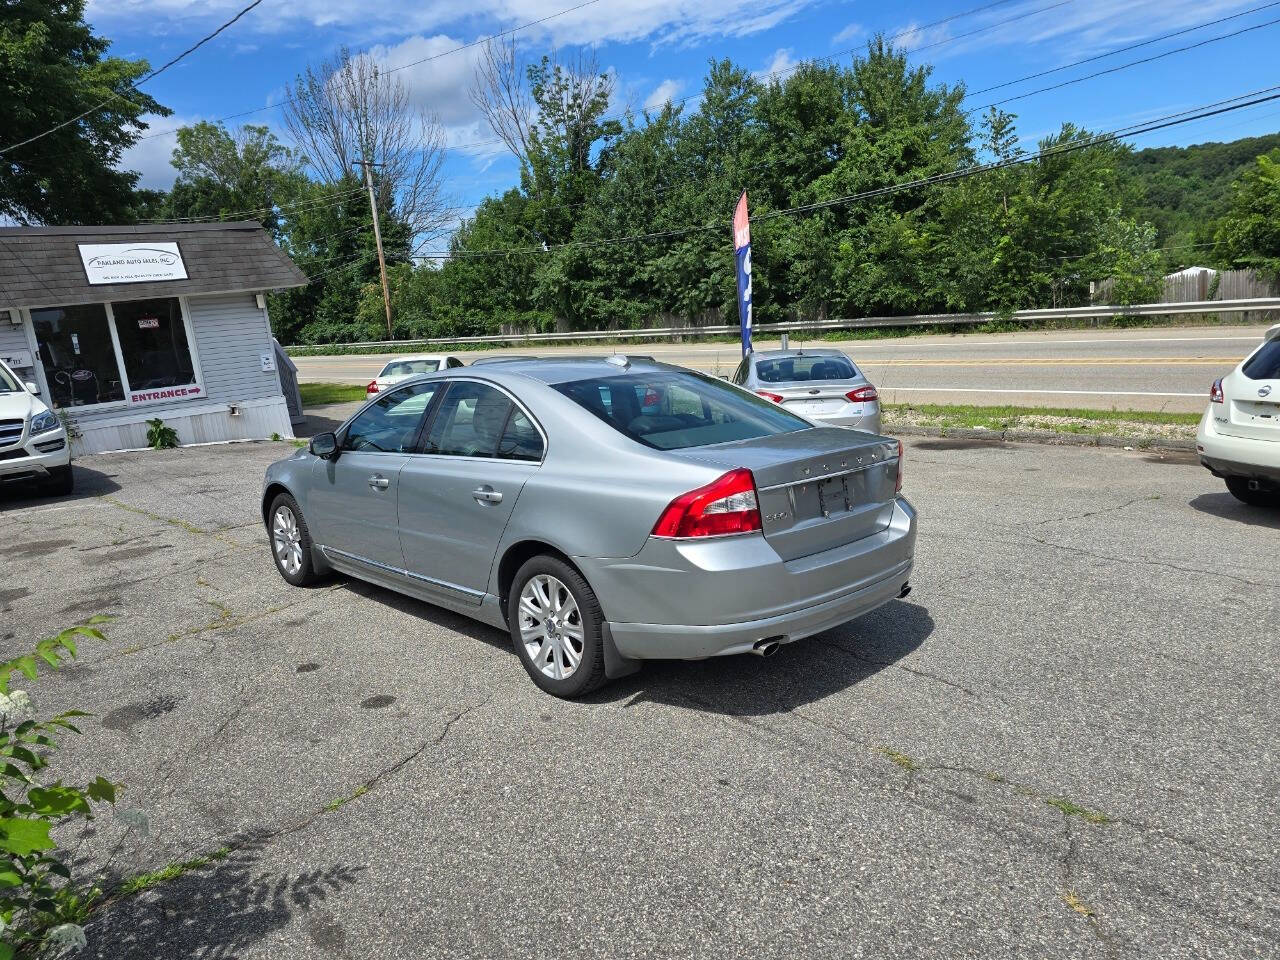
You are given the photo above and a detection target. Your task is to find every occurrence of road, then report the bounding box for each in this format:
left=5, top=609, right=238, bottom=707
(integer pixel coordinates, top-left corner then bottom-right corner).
left=3, top=439, right=1276, bottom=958
left=292, top=323, right=1274, bottom=412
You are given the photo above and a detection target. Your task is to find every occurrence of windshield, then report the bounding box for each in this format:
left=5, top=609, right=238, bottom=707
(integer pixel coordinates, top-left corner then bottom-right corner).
left=380, top=359, right=440, bottom=378
left=755, top=354, right=857, bottom=384
left=0, top=364, right=20, bottom=393
left=553, top=369, right=810, bottom=450
left=1242, top=339, right=1280, bottom=381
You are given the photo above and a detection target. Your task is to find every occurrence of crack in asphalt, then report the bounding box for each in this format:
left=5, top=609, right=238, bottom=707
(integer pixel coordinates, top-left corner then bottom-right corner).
left=1026, top=494, right=1163, bottom=528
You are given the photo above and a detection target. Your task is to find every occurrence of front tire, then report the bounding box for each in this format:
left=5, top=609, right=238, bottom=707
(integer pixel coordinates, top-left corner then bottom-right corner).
left=1225, top=476, right=1280, bottom=508
left=508, top=556, right=607, bottom=698
left=268, top=492, right=320, bottom=586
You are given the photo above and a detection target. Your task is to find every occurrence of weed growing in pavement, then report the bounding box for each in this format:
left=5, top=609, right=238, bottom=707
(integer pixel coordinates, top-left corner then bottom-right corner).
left=0, top=618, right=132, bottom=958
left=324, top=786, right=369, bottom=813
left=117, top=847, right=231, bottom=896
left=1062, top=890, right=1096, bottom=918
left=1044, top=796, right=1111, bottom=824
left=877, top=747, right=920, bottom=771
left=145, top=418, right=179, bottom=450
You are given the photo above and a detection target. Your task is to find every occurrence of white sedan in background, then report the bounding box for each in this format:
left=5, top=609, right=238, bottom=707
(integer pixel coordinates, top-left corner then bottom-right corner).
left=1198, top=323, right=1280, bottom=507
left=367, top=354, right=464, bottom=396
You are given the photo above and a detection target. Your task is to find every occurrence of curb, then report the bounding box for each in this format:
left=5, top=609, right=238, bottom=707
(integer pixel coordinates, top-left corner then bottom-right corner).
left=886, top=423, right=1198, bottom=454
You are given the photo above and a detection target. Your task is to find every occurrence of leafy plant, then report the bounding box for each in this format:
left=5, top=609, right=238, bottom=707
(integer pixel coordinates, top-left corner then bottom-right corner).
left=54, top=411, right=81, bottom=443
left=145, top=418, right=178, bottom=450
left=0, top=618, right=119, bottom=959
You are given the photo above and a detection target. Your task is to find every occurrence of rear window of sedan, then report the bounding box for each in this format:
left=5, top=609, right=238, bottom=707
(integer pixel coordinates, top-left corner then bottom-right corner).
left=553, top=370, right=810, bottom=450
left=380, top=359, right=440, bottom=377
left=1242, top=339, right=1280, bottom=381
left=755, top=354, right=857, bottom=383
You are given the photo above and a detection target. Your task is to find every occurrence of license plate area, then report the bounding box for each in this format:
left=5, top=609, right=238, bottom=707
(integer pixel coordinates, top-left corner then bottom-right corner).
left=1234, top=400, right=1280, bottom=425
left=791, top=472, right=860, bottom=520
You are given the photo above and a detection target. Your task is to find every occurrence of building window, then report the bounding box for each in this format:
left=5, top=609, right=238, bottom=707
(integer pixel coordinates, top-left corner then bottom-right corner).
left=31, top=304, right=126, bottom=407
left=30, top=297, right=201, bottom=409
left=112, top=299, right=197, bottom=394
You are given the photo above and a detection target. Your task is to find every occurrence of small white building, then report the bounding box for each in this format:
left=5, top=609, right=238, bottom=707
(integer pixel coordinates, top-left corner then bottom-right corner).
left=0, top=221, right=306, bottom=453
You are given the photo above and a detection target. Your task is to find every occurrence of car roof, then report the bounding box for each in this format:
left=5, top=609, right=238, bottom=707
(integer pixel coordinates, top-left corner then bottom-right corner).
left=381, top=354, right=452, bottom=364
left=751, top=348, right=847, bottom=360
left=470, top=355, right=538, bottom=364
left=441, top=355, right=677, bottom=385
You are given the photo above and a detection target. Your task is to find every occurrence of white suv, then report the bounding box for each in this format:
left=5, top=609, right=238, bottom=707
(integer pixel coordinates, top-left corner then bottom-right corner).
left=0, top=359, right=73, bottom=496
left=1197, top=323, right=1280, bottom=508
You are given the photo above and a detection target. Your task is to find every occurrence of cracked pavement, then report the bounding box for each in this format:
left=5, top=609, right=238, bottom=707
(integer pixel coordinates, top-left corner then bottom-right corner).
left=1, top=438, right=1277, bottom=958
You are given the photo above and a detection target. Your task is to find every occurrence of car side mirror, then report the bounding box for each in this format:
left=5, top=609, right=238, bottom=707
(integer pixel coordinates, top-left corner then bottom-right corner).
left=24, top=381, right=40, bottom=395
left=309, top=432, right=339, bottom=459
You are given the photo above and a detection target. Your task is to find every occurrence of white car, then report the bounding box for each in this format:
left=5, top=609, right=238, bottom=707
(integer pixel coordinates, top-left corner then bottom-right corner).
left=1197, top=323, right=1280, bottom=508
left=367, top=354, right=464, bottom=396
left=0, top=359, right=73, bottom=495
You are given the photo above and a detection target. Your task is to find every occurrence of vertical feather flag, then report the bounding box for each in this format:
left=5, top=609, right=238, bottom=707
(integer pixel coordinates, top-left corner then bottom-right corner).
left=732, top=191, right=752, bottom=357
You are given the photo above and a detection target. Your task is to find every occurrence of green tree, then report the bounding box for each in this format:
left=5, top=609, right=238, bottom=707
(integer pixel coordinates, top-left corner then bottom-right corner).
left=160, top=122, right=308, bottom=236
left=0, top=0, right=170, bottom=224
left=1213, top=149, right=1280, bottom=280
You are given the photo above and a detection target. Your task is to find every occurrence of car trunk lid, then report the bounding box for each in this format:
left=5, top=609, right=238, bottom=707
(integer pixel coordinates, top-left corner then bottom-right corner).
left=764, top=383, right=861, bottom=418
left=671, top=427, right=899, bottom=561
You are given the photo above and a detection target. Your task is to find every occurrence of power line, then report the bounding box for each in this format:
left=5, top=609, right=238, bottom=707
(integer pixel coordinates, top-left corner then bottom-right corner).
left=964, top=0, right=1280, bottom=99
left=0, top=0, right=265, bottom=155
left=139, top=185, right=368, bottom=224
left=976, top=13, right=1280, bottom=113
left=447, top=0, right=1075, bottom=154
left=401, top=86, right=1280, bottom=260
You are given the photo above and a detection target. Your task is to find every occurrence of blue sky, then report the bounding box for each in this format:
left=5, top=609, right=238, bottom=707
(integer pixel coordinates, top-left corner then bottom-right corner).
left=91, top=0, right=1280, bottom=222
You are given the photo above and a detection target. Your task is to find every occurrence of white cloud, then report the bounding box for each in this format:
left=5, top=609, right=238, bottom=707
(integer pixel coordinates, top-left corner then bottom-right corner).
left=643, top=79, right=682, bottom=112
left=363, top=33, right=486, bottom=130
left=755, top=48, right=800, bottom=81
left=832, top=22, right=863, bottom=46
left=118, top=113, right=200, bottom=189
left=86, top=0, right=822, bottom=49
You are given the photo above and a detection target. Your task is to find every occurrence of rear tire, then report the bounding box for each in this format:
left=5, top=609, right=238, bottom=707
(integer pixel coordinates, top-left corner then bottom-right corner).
left=45, top=465, right=74, bottom=497
left=1225, top=476, right=1280, bottom=508
left=268, top=492, right=320, bottom=586
left=507, top=555, right=607, bottom=698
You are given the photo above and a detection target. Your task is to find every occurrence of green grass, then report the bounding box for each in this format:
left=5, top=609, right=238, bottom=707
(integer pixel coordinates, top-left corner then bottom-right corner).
left=884, top=402, right=1201, bottom=431
left=118, top=847, right=232, bottom=896
left=324, top=785, right=368, bottom=812
left=1044, top=796, right=1112, bottom=825
left=298, top=381, right=368, bottom=405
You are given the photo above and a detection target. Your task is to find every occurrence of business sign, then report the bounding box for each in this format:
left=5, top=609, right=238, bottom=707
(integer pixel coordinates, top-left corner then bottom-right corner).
left=130, top=384, right=203, bottom=405
left=732, top=191, right=752, bottom=357
left=78, top=242, right=188, bottom=285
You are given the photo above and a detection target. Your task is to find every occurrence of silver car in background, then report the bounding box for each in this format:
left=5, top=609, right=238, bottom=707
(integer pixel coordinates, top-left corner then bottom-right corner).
left=733, top=348, right=881, bottom=433
left=261, top=357, right=916, bottom=698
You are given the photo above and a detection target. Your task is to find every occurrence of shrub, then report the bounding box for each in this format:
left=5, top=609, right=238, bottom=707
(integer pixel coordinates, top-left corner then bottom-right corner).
left=145, top=419, right=178, bottom=450
left=0, top=618, right=121, bottom=959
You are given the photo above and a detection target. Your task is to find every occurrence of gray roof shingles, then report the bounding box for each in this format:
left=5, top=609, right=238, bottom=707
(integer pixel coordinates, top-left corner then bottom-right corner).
left=0, top=221, right=309, bottom=309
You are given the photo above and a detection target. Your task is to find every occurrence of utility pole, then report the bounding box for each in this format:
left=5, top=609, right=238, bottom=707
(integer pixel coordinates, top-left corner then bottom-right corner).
left=354, top=156, right=393, bottom=339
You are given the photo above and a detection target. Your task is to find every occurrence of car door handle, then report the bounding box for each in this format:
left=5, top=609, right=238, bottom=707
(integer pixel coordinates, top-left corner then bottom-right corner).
left=472, top=486, right=503, bottom=504
left=368, top=474, right=390, bottom=490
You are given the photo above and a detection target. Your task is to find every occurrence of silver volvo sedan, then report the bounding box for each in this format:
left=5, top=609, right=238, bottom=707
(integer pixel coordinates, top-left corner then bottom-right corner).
left=732, top=348, right=881, bottom=433
left=261, top=357, right=917, bottom=697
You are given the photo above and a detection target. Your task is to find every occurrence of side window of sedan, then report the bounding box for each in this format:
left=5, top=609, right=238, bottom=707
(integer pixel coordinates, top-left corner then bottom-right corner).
left=498, top=407, right=544, bottom=461
left=342, top=382, right=437, bottom=453
left=732, top=357, right=749, bottom=385
left=446, top=357, right=464, bottom=368
left=423, top=381, right=514, bottom=458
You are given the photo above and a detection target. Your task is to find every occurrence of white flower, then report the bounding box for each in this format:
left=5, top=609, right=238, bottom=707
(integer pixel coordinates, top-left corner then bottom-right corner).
left=115, top=807, right=151, bottom=837
left=47, top=923, right=88, bottom=954
left=0, top=690, right=34, bottom=728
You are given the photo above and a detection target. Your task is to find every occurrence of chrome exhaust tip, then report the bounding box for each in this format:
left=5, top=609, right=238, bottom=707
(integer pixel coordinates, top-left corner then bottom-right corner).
left=751, top=637, right=782, bottom=657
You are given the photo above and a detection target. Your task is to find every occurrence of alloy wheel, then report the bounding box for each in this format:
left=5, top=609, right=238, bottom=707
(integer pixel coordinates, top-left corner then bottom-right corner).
left=272, top=504, right=304, bottom=576
left=517, top=574, right=585, bottom=680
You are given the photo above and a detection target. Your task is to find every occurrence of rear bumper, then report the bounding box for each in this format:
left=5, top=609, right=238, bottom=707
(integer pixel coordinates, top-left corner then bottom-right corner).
left=583, top=498, right=917, bottom=660
left=813, top=409, right=882, bottom=433
left=1196, top=408, right=1280, bottom=482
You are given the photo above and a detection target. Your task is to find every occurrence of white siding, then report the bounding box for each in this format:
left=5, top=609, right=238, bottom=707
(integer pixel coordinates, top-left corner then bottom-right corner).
left=0, top=322, right=35, bottom=377
left=72, top=397, right=293, bottom=454
left=187, top=293, right=282, bottom=404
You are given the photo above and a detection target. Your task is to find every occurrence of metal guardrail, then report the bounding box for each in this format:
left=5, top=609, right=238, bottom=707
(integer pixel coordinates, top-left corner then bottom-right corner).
left=286, top=298, right=1280, bottom=353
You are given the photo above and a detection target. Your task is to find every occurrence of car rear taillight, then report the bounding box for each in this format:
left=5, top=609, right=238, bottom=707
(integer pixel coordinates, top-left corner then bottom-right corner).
left=755, top=390, right=783, bottom=403
left=1210, top=378, right=1224, bottom=403
left=846, top=386, right=879, bottom=403
left=366, top=380, right=380, bottom=396
left=652, top=469, right=762, bottom=539
left=895, top=440, right=903, bottom=494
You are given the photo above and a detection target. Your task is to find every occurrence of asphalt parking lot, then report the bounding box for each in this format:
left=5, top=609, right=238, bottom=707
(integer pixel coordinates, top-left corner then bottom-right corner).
left=1, top=438, right=1277, bottom=959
